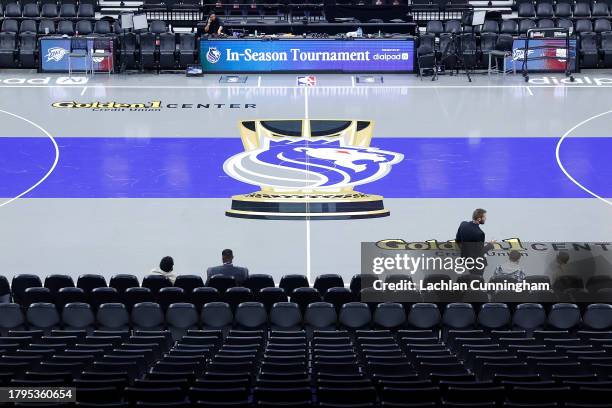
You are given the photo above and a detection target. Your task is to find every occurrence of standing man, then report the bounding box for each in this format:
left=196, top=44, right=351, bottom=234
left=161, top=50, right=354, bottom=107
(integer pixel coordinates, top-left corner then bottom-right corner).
left=455, top=208, right=495, bottom=276
left=204, top=12, right=224, bottom=36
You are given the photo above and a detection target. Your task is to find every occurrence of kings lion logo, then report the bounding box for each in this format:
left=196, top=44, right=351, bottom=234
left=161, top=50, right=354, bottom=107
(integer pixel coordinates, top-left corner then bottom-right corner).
left=224, top=139, right=403, bottom=191
left=206, top=47, right=221, bottom=64
left=45, top=47, right=68, bottom=62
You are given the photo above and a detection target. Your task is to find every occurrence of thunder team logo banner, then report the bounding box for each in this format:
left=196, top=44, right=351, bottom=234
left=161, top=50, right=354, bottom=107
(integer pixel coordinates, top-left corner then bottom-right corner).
left=223, top=120, right=403, bottom=220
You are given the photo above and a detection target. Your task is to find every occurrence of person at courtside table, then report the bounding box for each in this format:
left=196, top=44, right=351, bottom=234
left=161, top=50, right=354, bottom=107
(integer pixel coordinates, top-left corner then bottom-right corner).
left=204, top=12, right=224, bottom=36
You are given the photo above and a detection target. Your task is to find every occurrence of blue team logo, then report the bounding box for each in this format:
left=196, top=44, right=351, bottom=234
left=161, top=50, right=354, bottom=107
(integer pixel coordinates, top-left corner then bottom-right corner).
left=206, top=47, right=221, bottom=64
left=224, top=139, right=403, bottom=191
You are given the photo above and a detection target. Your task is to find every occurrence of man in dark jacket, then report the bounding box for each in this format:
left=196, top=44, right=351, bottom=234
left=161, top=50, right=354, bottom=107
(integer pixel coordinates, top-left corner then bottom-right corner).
left=206, top=249, right=249, bottom=285
left=455, top=208, right=495, bottom=276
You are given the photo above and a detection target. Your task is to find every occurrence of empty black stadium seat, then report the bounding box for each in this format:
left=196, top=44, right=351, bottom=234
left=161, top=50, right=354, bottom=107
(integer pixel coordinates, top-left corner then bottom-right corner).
left=592, top=1, right=609, bottom=17
left=97, top=302, right=130, bottom=330
left=4, top=2, right=21, bottom=17
left=60, top=3, right=76, bottom=17
left=124, top=287, right=154, bottom=311
left=56, top=287, right=87, bottom=310
left=149, top=20, right=167, bottom=34
left=574, top=2, right=592, bottom=17
left=201, top=302, right=233, bottom=329
left=0, top=276, right=10, bottom=303
left=426, top=20, right=444, bottom=35
left=166, top=303, right=198, bottom=341
left=519, top=19, right=537, bottom=34
left=350, top=274, right=377, bottom=294
left=38, top=19, right=56, bottom=35
left=191, top=287, right=220, bottom=311
left=234, top=302, right=267, bottom=330
left=131, top=302, right=164, bottom=331
left=373, top=302, right=406, bottom=329
left=594, top=18, right=612, bottom=33
left=90, top=287, right=121, bottom=311
left=174, top=275, right=204, bottom=294
left=62, top=302, right=95, bottom=332
left=270, top=302, right=302, bottom=331
left=582, top=303, right=612, bottom=330
left=27, top=302, right=60, bottom=334
left=109, top=274, right=140, bottom=293
left=580, top=32, right=600, bottom=67
left=119, top=32, right=138, bottom=70
left=75, top=20, right=93, bottom=35
left=555, top=1, right=572, bottom=17
left=518, top=2, right=536, bottom=17
left=206, top=275, right=236, bottom=294
left=142, top=275, right=172, bottom=294
left=158, top=287, right=185, bottom=311
left=0, top=303, right=25, bottom=335
left=93, top=20, right=112, bottom=35
left=314, top=274, right=344, bottom=295
left=11, top=274, right=43, bottom=304
left=224, top=287, right=253, bottom=312
left=324, top=287, right=356, bottom=312
left=537, top=18, right=555, bottom=29
left=44, top=275, right=75, bottom=295
left=77, top=274, right=107, bottom=294
left=41, top=3, right=58, bottom=18
left=548, top=303, right=581, bottom=330
left=279, top=275, right=309, bottom=296
left=445, top=19, right=462, bottom=34
left=138, top=32, right=158, bottom=70
left=536, top=1, right=554, bottom=17
left=77, top=3, right=95, bottom=18
left=57, top=20, right=75, bottom=35
left=305, top=302, right=337, bottom=330
left=513, top=303, right=546, bottom=332
left=19, top=19, right=37, bottom=34
left=408, top=303, right=441, bottom=329
left=339, top=302, right=372, bottom=330
left=159, top=32, right=176, bottom=69
left=256, top=287, right=288, bottom=312
left=291, top=287, right=322, bottom=313
left=22, top=287, right=54, bottom=308
left=443, top=303, right=476, bottom=330
left=477, top=303, right=511, bottom=330
left=23, top=3, right=39, bottom=18
left=500, top=20, right=518, bottom=35
left=244, top=274, right=275, bottom=293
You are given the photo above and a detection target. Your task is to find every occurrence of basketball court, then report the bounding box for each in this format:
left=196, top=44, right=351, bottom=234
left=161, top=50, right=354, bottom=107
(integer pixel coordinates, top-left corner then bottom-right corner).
left=1, top=69, right=610, bottom=283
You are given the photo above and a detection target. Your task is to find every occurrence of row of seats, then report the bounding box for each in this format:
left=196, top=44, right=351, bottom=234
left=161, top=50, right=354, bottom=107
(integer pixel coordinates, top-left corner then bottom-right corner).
left=1, top=17, right=104, bottom=34
left=2, top=315, right=612, bottom=407
left=4, top=272, right=612, bottom=306
left=0, top=18, right=168, bottom=34
left=518, top=0, right=612, bottom=18
left=2, top=301, right=612, bottom=339
left=118, top=31, right=198, bottom=71
left=425, top=18, right=612, bottom=35
left=0, top=1, right=94, bottom=18
left=6, top=272, right=612, bottom=298
left=10, top=279, right=612, bottom=315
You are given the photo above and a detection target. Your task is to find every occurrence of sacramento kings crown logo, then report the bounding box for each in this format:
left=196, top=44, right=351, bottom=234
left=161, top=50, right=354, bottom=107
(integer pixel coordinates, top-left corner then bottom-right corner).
left=206, top=47, right=221, bottom=64
left=224, top=120, right=403, bottom=220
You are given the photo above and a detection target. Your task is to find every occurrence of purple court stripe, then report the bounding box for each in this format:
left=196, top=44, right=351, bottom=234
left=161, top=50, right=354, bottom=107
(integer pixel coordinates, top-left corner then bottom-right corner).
left=0, top=137, right=610, bottom=199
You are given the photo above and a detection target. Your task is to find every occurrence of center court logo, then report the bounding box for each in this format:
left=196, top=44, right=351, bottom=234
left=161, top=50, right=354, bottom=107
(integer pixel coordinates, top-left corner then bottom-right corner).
left=206, top=47, right=221, bottom=64
left=223, top=120, right=403, bottom=220
left=45, top=47, right=68, bottom=62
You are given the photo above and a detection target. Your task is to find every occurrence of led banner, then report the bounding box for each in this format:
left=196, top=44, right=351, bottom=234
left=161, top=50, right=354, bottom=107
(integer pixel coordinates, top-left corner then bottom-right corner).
left=40, top=37, right=114, bottom=73
left=200, top=38, right=415, bottom=73
left=505, top=38, right=577, bottom=72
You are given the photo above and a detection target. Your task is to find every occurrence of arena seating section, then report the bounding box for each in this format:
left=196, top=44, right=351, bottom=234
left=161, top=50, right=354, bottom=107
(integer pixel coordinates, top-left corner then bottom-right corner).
left=1, top=1, right=612, bottom=70
left=1, top=272, right=612, bottom=407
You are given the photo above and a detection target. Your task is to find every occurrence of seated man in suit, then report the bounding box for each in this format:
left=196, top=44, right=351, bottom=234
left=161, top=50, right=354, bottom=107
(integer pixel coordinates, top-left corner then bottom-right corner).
left=207, top=249, right=249, bottom=285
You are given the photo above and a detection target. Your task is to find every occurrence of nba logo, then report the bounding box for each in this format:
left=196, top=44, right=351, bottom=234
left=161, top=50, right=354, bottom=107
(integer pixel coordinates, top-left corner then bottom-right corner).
left=297, top=75, right=316, bottom=87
